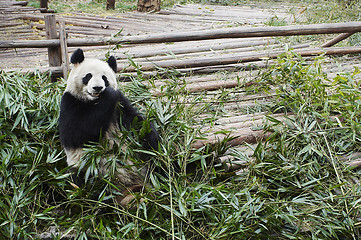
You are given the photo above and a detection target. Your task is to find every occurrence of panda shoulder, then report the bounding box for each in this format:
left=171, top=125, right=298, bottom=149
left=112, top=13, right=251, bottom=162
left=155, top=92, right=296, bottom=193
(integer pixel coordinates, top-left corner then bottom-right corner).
left=60, top=92, right=78, bottom=107
left=117, top=91, right=134, bottom=108
left=100, top=87, right=122, bottom=102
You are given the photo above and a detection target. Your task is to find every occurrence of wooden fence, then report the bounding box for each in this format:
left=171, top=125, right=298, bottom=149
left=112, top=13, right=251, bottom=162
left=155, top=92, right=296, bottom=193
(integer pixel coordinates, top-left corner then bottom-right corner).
left=1, top=15, right=361, bottom=80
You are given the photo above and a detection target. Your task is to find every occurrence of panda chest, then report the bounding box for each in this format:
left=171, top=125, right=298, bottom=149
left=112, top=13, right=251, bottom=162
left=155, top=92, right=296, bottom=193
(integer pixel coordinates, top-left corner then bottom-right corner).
left=103, top=121, right=122, bottom=147
left=85, top=104, right=121, bottom=144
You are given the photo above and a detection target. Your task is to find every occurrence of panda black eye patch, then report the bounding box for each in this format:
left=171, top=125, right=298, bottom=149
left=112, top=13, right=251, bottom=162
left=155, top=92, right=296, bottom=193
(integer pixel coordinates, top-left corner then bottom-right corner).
left=102, top=75, right=109, bottom=87
left=82, top=73, right=92, bottom=85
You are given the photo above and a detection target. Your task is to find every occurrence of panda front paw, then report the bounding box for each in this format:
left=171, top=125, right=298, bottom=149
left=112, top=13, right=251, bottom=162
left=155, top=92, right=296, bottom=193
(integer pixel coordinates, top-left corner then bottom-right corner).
left=143, top=127, right=160, bottom=151
left=99, top=87, right=120, bottom=102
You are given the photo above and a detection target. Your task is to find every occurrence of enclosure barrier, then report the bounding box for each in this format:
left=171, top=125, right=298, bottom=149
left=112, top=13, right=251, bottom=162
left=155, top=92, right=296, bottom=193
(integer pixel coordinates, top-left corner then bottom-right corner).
left=1, top=16, right=361, bottom=79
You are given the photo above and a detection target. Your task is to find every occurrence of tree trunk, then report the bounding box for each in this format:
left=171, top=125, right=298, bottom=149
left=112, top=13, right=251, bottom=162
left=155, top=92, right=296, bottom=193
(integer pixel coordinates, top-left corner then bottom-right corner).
left=137, top=0, right=160, bottom=12
left=106, top=0, right=115, bottom=10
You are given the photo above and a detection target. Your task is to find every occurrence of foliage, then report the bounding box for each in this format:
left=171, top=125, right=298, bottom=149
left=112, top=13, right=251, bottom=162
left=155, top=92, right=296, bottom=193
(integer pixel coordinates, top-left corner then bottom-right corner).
left=4, top=0, right=361, bottom=238
left=246, top=51, right=361, bottom=239
left=1, top=50, right=361, bottom=239
left=0, top=71, right=66, bottom=239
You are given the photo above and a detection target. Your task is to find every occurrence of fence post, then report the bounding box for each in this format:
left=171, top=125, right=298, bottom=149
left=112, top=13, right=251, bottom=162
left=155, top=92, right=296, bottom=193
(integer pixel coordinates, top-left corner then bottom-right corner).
left=45, top=14, right=62, bottom=81
left=59, top=21, right=69, bottom=81
left=40, top=0, right=48, bottom=9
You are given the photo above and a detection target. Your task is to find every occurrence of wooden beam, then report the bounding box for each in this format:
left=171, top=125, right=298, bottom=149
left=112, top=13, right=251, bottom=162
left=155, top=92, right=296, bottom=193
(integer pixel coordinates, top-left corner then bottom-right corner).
left=117, top=21, right=361, bottom=44
left=120, top=46, right=361, bottom=72
left=0, top=39, right=60, bottom=48
left=2, top=21, right=361, bottom=48
left=116, top=39, right=276, bottom=59
left=321, top=32, right=355, bottom=47
left=192, top=129, right=271, bottom=149
left=5, top=46, right=361, bottom=75
left=5, top=1, right=28, bottom=6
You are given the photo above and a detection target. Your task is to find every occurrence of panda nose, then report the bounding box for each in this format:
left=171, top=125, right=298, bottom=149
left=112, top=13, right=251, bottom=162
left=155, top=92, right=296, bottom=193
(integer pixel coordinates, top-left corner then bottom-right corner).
left=93, top=86, right=103, bottom=92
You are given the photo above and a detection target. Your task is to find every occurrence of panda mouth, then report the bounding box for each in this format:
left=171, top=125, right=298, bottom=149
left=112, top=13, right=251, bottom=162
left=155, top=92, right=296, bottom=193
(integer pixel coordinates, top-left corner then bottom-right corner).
left=89, top=92, right=101, bottom=98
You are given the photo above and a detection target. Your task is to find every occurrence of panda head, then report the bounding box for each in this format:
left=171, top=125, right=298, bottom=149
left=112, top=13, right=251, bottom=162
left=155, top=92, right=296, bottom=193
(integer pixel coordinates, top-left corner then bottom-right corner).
left=66, top=48, right=118, bottom=102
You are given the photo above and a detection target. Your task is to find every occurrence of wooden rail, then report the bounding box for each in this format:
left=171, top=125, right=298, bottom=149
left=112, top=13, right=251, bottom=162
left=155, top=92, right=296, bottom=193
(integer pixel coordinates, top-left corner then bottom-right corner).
left=1, top=21, right=361, bottom=48
left=1, top=19, right=361, bottom=76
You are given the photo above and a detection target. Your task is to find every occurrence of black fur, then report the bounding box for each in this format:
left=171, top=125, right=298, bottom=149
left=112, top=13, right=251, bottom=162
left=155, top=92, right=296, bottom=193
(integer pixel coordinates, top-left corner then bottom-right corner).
left=82, top=73, right=92, bottom=85
left=107, top=56, right=117, bottom=73
left=59, top=87, right=159, bottom=151
left=102, top=75, right=109, bottom=87
left=71, top=49, right=85, bottom=64
left=59, top=87, right=119, bottom=149
left=117, top=91, right=159, bottom=150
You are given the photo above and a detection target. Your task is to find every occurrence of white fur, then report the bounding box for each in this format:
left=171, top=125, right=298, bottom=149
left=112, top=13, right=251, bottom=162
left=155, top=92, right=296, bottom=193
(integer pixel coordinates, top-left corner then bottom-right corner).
left=64, top=148, right=83, bottom=168
left=66, top=58, right=117, bottom=102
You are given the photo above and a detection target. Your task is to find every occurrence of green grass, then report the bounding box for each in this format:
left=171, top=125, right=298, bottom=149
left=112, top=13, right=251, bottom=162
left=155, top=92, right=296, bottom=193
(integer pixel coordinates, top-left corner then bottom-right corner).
left=1, top=50, right=361, bottom=239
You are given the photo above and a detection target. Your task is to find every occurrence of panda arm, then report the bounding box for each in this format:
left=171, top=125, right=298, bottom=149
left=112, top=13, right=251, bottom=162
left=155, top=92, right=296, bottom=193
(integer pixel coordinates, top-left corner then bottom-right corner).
left=59, top=90, right=119, bottom=149
left=116, top=91, right=159, bottom=151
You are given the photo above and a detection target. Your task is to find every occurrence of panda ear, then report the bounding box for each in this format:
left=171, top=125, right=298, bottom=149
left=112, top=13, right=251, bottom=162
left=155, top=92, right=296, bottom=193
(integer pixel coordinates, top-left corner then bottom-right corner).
left=107, top=56, right=117, bottom=73
left=71, top=48, right=85, bottom=64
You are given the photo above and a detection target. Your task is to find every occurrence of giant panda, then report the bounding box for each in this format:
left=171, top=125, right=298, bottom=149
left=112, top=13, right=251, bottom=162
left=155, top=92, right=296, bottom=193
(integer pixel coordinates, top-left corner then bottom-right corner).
left=58, top=48, right=159, bottom=204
